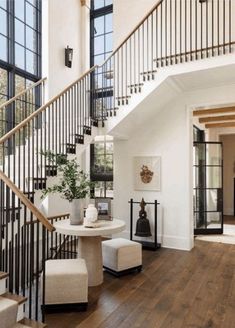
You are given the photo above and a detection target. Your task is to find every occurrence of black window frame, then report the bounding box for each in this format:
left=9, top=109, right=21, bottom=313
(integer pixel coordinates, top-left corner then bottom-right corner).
left=90, top=1, right=114, bottom=199
left=0, top=0, right=42, bottom=135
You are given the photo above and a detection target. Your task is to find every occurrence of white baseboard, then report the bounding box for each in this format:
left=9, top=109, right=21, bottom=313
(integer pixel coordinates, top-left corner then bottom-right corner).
left=112, top=230, right=193, bottom=251
left=224, top=208, right=234, bottom=216
left=0, top=278, right=7, bottom=295
left=162, top=235, right=193, bottom=251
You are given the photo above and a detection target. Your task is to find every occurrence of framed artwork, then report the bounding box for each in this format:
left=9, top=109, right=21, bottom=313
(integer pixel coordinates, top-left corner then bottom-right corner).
left=95, top=198, right=112, bottom=220
left=133, top=156, right=161, bottom=191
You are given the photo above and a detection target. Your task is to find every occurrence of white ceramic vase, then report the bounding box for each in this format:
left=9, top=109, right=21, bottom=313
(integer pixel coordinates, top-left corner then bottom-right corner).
left=85, top=204, right=98, bottom=224
left=70, top=199, right=84, bottom=225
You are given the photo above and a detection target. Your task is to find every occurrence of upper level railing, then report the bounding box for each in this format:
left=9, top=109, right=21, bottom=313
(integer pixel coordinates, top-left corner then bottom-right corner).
left=0, top=0, right=234, bottom=322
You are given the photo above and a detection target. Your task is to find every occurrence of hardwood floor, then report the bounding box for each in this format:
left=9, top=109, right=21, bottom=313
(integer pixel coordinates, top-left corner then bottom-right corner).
left=224, top=215, right=235, bottom=225
left=45, top=240, right=235, bottom=328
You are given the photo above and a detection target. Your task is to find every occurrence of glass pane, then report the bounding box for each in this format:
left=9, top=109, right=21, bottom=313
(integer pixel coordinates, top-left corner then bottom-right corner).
left=15, top=0, right=25, bottom=21
left=194, top=211, right=207, bottom=229
left=26, top=26, right=36, bottom=51
left=15, top=74, right=25, bottom=94
left=105, top=13, right=112, bottom=33
left=0, top=34, right=7, bottom=61
left=105, top=154, right=113, bottom=171
left=94, top=0, right=105, bottom=9
left=105, top=33, right=112, bottom=52
left=94, top=16, right=104, bottom=36
left=94, top=54, right=105, bottom=65
left=206, top=212, right=222, bottom=228
left=194, top=143, right=206, bottom=166
left=26, top=2, right=36, bottom=28
left=27, top=0, right=36, bottom=6
left=0, top=68, right=7, bottom=96
left=206, top=189, right=219, bottom=211
left=15, top=19, right=25, bottom=45
left=206, top=167, right=222, bottom=188
left=15, top=43, right=25, bottom=69
left=94, top=181, right=105, bottom=197
left=206, top=144, right=222, bottom=166
left=105, top=0, right=113, bottom=6
left=106, top=181, right=113, bottom=198
left=94, top=35, right=104, bottom=55
left=94, top=143, right=104, bottom=155
left=106, top=142, right=113, bottom=152
left=26, top=49, right=37, bottom=74
left=94, top=73, right=103, bottom=89
left=0, top=8, right=7, bottom=35
left=0, top=0, right=6, bottom=9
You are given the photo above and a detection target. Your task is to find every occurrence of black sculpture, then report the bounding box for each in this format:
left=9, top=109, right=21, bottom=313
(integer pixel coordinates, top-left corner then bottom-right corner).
left=135, top=198, right=152, bottom=237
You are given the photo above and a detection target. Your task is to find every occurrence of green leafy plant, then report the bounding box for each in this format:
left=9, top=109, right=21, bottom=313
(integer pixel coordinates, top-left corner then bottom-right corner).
left=40, top=151, right=94, bottom=202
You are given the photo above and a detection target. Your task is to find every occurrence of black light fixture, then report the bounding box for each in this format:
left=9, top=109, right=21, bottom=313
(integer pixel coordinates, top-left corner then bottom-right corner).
left=199, top=0, right=207, bottom=3
left=65, top=46, right=73, bottom=68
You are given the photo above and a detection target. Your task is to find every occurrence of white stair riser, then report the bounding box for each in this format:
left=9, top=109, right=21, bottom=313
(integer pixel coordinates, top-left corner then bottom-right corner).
left=16, top=303, right=24, bottom=322
left=0, top=278, right=7, bottom=295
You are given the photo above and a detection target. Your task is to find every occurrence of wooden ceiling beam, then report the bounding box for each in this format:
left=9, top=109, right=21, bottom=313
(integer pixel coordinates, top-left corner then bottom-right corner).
left=205, top=122, right=235, bottom=129
left=199, top=115, right=235, bottom=123
left=193, top=106, right=235, bottom=116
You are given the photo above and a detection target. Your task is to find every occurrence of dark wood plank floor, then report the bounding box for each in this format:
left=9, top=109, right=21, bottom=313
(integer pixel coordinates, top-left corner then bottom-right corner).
left=45, top=240, right=235, bottom=328
left=224, top=215, right=235, bottom=225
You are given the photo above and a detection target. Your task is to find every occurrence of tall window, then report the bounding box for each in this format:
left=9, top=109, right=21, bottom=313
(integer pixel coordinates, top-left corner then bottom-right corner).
left=0, top=0, right=41, bottom=134
left=90, top=135, right=113, bottom=198
left=90, top=0, right=113, bottom=67
left=90, top=1, right=114, bottom=198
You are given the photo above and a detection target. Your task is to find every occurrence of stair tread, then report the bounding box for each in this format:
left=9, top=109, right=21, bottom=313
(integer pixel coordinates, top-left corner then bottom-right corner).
left=2, top=292, right=27, bottom=305
left=0, top=271, right=9, bottom=280
left=18, top=317, right=47, bottom=328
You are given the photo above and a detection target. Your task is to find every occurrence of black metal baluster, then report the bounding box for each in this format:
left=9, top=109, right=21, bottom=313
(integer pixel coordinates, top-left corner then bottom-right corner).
left=206, top=0, right=209, bottom=57
left=165, top=0, right=168, bottom=65
left=180, top=0, right=182, bottom=62
left=161, top=2, right=163, bottom=66
left=229, top=0, right=231, bottom=53
left=190, top=0, right=192, bottom=61
left=185, top=0, right=187, bottom=61
left=223, top=0, right=225, bottom=54
left=217, top=0, right=220, bottom=55
left=201, top=0, right=203, bottom=58
left=212, top=0, right=214, bottom=56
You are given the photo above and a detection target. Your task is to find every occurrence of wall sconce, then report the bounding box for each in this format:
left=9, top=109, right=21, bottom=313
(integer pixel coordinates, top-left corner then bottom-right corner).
left=65, top=46, right=73, bottom=68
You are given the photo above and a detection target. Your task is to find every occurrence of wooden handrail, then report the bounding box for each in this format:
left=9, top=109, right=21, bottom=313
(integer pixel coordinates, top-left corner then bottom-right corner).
left=0, top=0, right=163, bottom=143
left=0, top=77, right=47, bottom=110
left=102, top=0, right=163, bottom=65
left=0, top=66, right=97, bottom=145
left=0, top=170, right=55, bottom=232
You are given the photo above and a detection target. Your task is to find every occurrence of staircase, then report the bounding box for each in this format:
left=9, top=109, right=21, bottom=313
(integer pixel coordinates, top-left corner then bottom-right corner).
left=0, top=271, right=46, bottom=328
left=0, top=0, right=235, bottom=323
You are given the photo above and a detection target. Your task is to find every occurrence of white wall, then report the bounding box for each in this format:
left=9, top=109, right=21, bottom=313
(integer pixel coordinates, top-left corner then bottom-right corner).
left=113, top=82, right=235, bottom=251
left=114, top=97, right=192, bottom=250
left=113, top=0, right=156, bottom=47
left=42, top=0, right=85, bottom=99
left=220, top=135, right=235, bottom=215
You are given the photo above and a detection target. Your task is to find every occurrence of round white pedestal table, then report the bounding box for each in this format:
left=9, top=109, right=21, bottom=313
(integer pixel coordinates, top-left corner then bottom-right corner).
left=53, top=219, right=126, bottom=286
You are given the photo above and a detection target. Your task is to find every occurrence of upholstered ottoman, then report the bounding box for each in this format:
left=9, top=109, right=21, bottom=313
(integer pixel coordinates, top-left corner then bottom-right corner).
left=43, top=258, right=88, bottom=312
left=102, top=238, right=142, bottom=276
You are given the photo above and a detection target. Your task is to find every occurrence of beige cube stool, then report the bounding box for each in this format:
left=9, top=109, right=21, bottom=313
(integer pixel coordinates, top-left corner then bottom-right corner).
left=102, top=238, right=142, bottom=276
left=43, top=258, right=88, bottom=312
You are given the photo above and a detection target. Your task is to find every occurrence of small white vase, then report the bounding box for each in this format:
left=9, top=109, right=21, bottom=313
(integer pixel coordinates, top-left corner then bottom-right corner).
left=85, top=204, right=98, bottom=223
left=70, top=199, right=84, bottom=225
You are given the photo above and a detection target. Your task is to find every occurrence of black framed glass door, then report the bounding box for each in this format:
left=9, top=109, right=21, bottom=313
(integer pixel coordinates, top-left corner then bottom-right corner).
left=193, top=142, right=223, bottom=234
